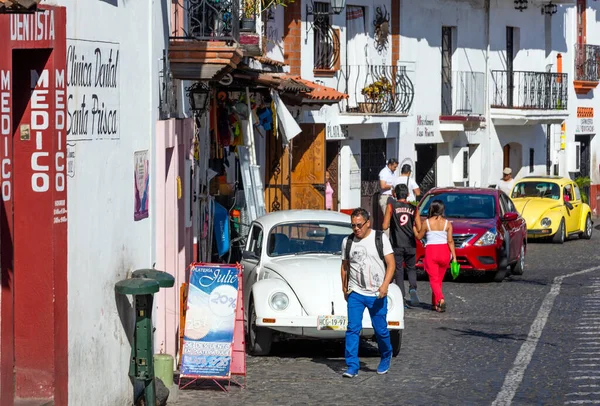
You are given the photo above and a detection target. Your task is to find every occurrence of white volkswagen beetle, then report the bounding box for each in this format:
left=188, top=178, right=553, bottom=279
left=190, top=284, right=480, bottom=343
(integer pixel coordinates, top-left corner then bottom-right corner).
left=241, top=210, right=404, bottom=356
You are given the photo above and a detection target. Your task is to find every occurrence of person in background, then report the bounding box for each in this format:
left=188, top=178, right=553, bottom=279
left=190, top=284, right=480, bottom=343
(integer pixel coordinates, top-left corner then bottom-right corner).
left=325, top=171, right=334, bottom=210
left=378, top=159, right=399, bottom=218
left=496, top=168, right=515, bottom=197
left=391, top=164, right=421, bottom=203
left=414, top=200, right=456, bottom=313
left=341, top=208, right=395, bottom=378
left=382, top=184, right=421, bottom=308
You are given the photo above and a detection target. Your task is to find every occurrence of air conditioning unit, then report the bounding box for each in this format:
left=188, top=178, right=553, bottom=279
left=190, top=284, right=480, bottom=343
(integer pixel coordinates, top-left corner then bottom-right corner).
left=567, top=141, right=581, bottom=173
left=452, top=147, right=469, bottom=183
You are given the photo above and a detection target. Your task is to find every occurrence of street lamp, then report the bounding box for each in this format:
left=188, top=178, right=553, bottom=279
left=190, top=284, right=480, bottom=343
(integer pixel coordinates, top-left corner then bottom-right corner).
left=186, top=82, right=211, bottom=114
left=541, top=2, right=557, bottom=15
left=514, top=0, right=528, bottom=12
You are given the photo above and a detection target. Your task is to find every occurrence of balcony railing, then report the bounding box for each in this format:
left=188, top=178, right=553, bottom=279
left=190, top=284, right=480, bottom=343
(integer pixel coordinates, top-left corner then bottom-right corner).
left=339, top=64, right=415, bottom=114
left=491, top=70, right=568, bottom=110
left=575, top=44, right=600, bottom=82
left=171, top=0, right=239, bottom=43
left=441, top=71, right=485, bottom=117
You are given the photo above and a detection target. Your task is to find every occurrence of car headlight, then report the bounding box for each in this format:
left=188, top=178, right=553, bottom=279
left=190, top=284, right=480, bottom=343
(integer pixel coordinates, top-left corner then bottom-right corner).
left=387, top=295, right=394, bottom=311
left=269, top=292, right=289, bottom=311
left=474, top=228, right=497, bottom=246
left=540, top=217, right=552, bottom=228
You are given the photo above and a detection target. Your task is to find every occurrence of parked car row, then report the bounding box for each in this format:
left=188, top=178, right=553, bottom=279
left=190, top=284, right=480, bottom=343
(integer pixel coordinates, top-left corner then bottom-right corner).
left=239, top=176, right=592, bottom=355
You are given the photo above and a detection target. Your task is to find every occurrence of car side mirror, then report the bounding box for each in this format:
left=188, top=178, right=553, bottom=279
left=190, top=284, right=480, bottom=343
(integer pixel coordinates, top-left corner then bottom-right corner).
left=502, top=212, right=518, bottom=222
left=565, top=201, right=574, bottom=210
left=242, top=250, right=259, bottom=261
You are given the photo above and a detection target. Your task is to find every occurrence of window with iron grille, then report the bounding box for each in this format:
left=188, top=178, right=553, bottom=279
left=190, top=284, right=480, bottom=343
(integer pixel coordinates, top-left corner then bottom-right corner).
left=463, top=150, right=469, bottom=179
left=313, top=2, right=338, bottom=70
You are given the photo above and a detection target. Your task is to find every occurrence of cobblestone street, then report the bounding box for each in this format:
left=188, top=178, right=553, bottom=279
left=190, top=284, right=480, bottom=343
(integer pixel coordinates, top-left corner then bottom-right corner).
left=174, top=225, right=600, bottom=405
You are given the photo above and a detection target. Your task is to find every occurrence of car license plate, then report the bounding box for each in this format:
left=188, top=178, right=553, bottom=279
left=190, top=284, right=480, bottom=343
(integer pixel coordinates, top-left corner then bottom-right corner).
left=317, top=315, right=348, bottom=331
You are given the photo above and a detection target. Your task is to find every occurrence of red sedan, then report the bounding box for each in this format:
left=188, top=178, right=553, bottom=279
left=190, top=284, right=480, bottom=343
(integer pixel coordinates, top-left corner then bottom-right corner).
left=415, top=187, right=527, bottom=282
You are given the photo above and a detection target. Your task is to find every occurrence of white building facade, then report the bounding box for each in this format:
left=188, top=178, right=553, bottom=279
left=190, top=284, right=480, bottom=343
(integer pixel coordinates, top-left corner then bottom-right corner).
left=270, top=0, right=600, bottom=216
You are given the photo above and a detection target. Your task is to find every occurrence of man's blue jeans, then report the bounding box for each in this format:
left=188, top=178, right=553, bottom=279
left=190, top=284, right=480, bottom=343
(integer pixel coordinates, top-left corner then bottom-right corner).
left=345, top=291, right=392, bottom=372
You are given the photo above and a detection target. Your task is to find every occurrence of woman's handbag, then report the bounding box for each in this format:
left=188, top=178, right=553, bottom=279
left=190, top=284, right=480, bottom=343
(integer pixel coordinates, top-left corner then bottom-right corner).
left=450, top=260, right=460, bottom=280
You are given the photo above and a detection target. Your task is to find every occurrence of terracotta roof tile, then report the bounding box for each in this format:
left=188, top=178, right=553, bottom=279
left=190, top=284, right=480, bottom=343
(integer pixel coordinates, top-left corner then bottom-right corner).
left=282, top=75, right=348, bottom=101
left=251, top=56, right=287, bottom=67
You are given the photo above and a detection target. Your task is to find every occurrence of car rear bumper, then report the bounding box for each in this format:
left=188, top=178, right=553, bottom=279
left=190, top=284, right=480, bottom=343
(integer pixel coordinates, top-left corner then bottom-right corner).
left=416, top=245, right=499, bottom=272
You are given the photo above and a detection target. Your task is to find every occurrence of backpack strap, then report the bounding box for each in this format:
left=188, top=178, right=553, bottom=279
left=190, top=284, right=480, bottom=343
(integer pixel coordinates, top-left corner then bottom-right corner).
left=344, top=233, right=355, bottom=261
left=375, top=230, right=385, bottom=262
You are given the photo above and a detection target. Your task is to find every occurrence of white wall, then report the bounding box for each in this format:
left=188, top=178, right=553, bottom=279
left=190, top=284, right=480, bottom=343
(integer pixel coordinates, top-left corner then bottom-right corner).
left=51, top=0, right=166, bottom=403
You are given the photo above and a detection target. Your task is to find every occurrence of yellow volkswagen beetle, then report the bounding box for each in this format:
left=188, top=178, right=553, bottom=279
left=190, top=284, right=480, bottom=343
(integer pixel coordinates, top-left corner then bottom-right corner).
left=510, top=176, right=593, bottom=244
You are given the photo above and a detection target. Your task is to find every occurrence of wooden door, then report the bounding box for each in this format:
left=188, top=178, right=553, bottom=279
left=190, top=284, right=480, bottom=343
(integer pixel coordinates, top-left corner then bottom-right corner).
left=290, top=124, right=326, bottom=209
left=265, top=129, right=291, bottom=212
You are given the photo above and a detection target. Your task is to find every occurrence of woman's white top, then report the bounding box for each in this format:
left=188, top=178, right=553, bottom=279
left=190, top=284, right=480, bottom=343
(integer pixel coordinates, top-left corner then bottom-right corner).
left=425, top=218, right=449, bottom=245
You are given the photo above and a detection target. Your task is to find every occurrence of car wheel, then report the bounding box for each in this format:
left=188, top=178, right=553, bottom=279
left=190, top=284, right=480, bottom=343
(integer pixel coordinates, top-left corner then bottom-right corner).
left=390, top=330, right=402, bottom=357
left=510, top=243, right=525, bottom=276
left=581, top=214, right=593, bottom=240
left=248, top=300, right=272, bottom=356
left=552, top=219, right=565, bottom=244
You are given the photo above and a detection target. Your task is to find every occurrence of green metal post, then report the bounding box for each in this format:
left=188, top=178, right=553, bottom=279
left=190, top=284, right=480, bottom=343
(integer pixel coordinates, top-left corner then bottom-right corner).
left=116, top=270, right=174, bottom=406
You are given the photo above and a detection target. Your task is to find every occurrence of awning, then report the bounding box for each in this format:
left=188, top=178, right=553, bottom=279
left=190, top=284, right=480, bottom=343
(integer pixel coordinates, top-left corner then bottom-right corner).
left=0, top=0, right=40, bottom=12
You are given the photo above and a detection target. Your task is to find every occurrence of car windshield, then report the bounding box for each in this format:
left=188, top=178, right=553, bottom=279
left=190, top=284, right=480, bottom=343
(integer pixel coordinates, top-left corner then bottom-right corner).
left=511, top=181, right=560, bottom=200
left=267, top=222, right=352, bottom=257
left=419, top=193, right=496, bottom=219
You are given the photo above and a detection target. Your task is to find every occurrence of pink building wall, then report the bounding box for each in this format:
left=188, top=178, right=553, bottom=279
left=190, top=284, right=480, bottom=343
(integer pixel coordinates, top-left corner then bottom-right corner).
left=154, top=118, right=195, bottom=358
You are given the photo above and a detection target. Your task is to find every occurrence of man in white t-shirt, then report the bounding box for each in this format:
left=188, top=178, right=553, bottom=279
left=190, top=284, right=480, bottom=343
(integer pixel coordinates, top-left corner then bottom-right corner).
left=340, top=208, right=395, bottom=378
left=378, top=159, right=399, bottom=216
left=496, top=167, right=515, bottom=197
left=391, top=164, right=421, bottom=202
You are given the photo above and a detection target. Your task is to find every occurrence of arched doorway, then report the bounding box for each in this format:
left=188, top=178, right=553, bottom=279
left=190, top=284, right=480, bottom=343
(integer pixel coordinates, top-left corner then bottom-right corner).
left=502, top=142, right=523, bottom=178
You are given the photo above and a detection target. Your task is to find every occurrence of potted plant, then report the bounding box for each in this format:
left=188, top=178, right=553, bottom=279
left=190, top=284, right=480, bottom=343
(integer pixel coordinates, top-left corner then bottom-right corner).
left=575, top=176, right=591, bottom=203
left=241, top=0, right=294, bottom=32
left=359, top=78, right=392, bottom=113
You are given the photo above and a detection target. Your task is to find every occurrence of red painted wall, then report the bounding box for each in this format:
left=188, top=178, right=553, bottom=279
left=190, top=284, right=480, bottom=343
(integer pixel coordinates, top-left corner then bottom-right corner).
left=0, top=6, right=68, bottom=405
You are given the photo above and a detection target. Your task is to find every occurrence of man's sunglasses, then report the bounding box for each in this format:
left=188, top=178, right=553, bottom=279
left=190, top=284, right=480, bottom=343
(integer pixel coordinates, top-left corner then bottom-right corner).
left=351, top=221, right=368, bottom=229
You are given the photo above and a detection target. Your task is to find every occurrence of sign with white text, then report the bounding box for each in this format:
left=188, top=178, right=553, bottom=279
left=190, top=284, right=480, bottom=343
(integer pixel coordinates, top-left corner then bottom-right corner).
left=66, top=39, right=120, bottom=141
left=180, top=264, right=241, bottom=378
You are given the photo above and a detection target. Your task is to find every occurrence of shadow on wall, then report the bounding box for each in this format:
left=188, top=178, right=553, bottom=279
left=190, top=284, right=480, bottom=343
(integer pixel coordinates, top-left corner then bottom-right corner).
left=100, top=0, right=119, bottom=6
left=114, top=291, right=142, bottom=398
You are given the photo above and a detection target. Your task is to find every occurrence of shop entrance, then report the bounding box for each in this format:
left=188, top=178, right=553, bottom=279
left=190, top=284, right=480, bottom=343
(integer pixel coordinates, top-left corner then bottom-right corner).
left=575, top=134, right=592, bottom=200
left=360, top=138, right=386, bottom=225
left=1, top=8, right=68, bottom=403
left=415, top=144, right=437, bottom=195
left=326, top=140, right=340, bottom=211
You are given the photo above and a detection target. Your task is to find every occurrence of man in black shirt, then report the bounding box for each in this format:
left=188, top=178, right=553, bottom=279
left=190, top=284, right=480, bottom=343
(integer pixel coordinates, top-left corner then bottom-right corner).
left=382, top=184, right=421, bottom=307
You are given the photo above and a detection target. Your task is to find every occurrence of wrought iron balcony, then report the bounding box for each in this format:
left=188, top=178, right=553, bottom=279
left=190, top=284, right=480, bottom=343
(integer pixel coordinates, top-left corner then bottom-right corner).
left=339, top=64, right=415, bottom=114
left=491, top=70, right=568, bottom=110
left=575, top=44, right=600, bottom=82
left=171, top=0, right=239, bottom=43
left=441, top=71, right=485, bottom=117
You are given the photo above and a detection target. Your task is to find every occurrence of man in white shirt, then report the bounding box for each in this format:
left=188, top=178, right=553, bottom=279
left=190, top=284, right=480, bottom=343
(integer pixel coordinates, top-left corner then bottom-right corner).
left=341, top=208, right=395, bottom=378
left=378, top=159, right=399, bottom=216
left=496, top=168, right=515, bottom=197
left=390, top=164, right=421, bottom=202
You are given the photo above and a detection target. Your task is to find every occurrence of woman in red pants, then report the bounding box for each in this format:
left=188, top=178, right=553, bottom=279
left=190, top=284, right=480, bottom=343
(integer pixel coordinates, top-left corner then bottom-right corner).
left=415, top=200, right=456, bottom=312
